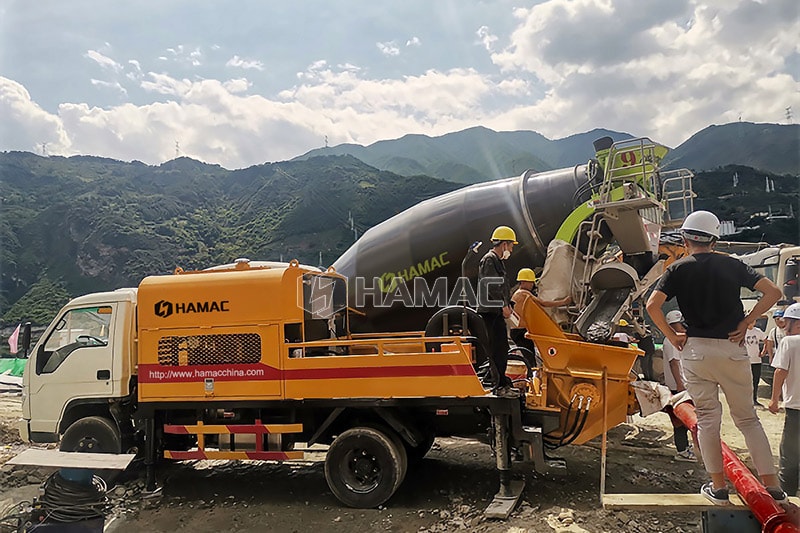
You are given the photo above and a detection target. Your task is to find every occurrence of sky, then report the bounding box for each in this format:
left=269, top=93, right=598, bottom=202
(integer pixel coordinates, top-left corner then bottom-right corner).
left=1, top=0, right=798, bottom=169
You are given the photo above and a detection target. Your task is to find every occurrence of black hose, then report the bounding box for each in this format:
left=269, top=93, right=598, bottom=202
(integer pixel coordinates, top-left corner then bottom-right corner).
left=543, top=394, right=577, bottom=445
left=36, top=471, right=109, bottom=524
left=558, top=399, right=592, bottom=447
left=557, top=396, right=585, bottom=446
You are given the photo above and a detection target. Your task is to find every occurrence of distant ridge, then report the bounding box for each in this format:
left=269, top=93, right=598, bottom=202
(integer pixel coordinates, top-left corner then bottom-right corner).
left=295, top=122, right=797, bottom=182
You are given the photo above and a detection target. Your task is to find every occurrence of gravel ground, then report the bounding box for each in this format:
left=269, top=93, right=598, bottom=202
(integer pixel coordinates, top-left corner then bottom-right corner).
left=0, top=381, right=788, bottom=532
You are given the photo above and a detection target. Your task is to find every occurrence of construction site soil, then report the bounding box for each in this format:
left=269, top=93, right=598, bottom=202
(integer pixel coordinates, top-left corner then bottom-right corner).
left=0, top=382, right=786, bottom=533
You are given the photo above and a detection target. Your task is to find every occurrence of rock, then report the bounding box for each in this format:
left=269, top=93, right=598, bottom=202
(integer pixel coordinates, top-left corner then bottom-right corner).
left=439, top=510, right=450, bottom=519
left=458, top=504, right=471, bottom=515
left=112, top=485, right=127, bottom=497
left=333, top=516, right=341, bottom=523
left=616, top=512, right=629, bottom=524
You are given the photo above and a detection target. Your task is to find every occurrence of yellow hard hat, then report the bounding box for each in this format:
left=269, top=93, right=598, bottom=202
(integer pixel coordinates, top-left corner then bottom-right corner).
left=517, top=268, right=537, bottom=282
left=618, top=319, right=629, bottom=327
left=491, top=226, right=518, bottom=244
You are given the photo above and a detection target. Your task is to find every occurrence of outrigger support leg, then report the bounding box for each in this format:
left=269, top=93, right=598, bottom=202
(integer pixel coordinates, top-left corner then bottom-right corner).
left=485, top=413, right=525, bottom=519
left=144, top=416, right=157, bottom=492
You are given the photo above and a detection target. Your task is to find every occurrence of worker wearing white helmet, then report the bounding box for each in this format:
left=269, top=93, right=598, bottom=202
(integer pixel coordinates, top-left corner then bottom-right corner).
left=646, top=210, right=785, bottom=505
left=769, top=302, right=800, bottom=497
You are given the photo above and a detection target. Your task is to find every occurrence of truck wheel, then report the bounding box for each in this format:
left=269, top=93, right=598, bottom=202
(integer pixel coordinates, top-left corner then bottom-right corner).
left=60, top=416, right=122, bottom=454
left=325, top=427, right=406, bottom=508
left=60, top=416, right=123, bottom=485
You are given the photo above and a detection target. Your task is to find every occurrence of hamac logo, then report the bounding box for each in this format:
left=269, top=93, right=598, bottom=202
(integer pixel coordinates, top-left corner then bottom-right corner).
left=154, top=300, right=173, bottom=318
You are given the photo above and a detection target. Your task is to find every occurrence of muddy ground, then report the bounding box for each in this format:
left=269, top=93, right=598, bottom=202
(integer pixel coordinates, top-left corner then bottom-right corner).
left=0, top=381, right=787, bottom=533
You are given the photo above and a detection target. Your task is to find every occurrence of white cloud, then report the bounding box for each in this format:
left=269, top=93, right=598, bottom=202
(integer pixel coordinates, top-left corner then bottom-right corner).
left=90, top=79, right=128, bottom=95
left=486, top=0, right=800, bottom=146
left=226, top=55, right=265, bottom=71
left=162, top=45, right=203, bottom=66
left=84, top=50, right=123, bottom=71
left=476, top=26, right=498, bottom=52
left=0, top=77, right=71, bottom=154
left=406, top=37, right=421, bottom=47
left=376, top=41, right=400, bottom=57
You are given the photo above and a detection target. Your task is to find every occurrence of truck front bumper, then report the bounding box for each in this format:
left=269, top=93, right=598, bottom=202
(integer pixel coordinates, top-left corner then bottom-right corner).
left=18, top=419, right=30, bottom=442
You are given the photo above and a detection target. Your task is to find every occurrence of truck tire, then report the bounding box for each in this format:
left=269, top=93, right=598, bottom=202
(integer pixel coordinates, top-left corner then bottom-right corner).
left=325, top=426, right=407, bottom=508
left=60, top=416, right=123, bottom=484
left=60, top=416, right=122, bottom=454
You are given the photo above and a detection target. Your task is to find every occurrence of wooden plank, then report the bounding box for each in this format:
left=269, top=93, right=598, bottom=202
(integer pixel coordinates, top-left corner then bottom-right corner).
left=603, top=493, right=800, bottom=512
left=7, top=449, right=136, bottom=470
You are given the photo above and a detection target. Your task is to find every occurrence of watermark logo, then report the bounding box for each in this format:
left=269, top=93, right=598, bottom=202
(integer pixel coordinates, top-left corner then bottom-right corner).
left=299, top=275, right=348, bottom=317
left=355, top=276, right=505, bottom=309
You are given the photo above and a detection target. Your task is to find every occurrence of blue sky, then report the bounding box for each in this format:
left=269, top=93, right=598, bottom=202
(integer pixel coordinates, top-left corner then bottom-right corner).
left=1, top=0, right=798, bottom=169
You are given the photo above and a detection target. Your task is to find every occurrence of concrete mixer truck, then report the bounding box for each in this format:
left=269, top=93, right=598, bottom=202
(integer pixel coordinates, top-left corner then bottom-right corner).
left=17, top=136, right=696, bottom=513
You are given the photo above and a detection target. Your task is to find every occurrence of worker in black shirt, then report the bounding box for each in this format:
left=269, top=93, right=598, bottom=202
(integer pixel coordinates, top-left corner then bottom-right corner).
left=646, top=210, right=786, bottom=505
left=477, top=225, right=518, bottom=398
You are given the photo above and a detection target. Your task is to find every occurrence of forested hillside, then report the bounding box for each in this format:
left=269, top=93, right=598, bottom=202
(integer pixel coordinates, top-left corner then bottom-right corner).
left=0, top=152, right=459, bottom=324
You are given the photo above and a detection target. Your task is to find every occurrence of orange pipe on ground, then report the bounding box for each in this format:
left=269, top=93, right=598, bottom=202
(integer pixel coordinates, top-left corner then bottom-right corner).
left=672, top=401, right=799, bottom=533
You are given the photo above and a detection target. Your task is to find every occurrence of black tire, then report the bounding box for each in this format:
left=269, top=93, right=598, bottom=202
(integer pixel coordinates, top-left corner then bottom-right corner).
left=60, top=416, right=122, bottom=484
left=60, top=416, right=122, bottom=454
left=325, top=427, right=406, bottom=508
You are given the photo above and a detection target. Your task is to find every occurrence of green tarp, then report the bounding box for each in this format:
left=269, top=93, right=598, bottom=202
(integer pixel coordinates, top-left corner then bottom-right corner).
left=0, top=358, right=26, bottom=377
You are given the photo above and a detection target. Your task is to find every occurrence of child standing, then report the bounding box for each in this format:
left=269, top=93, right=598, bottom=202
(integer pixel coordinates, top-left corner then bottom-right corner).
left=661, top=310, right=696, bottom=462
left=770, top=303, right=800, bottom=497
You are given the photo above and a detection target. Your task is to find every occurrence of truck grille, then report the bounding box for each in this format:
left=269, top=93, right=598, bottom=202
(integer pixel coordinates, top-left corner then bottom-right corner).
left=157, top=333, right=261, bottom=366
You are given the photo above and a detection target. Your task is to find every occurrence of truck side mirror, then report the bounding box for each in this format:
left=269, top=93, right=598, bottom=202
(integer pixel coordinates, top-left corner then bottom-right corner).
left=21, top=322, right=31, bottom=358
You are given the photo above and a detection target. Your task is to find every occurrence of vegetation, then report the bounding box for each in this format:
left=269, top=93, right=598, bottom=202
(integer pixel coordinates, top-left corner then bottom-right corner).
left=0, top=122, right=797, bottom=327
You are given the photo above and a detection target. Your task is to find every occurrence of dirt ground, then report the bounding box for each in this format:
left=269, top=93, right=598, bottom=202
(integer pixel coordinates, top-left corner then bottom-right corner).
left=0, top=380, right=787, bottom=533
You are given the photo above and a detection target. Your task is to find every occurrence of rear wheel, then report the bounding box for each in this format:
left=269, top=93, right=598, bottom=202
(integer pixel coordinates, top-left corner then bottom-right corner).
left=325, top=426, right=407, bottom=508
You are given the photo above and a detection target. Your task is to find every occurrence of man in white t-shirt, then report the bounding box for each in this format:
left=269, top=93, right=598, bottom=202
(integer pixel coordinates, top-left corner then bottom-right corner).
left=770, top=303, right=800, bottom=497
left=744, top=323, right=767, bottom=406
left=661, top=310, right=695, bottom=462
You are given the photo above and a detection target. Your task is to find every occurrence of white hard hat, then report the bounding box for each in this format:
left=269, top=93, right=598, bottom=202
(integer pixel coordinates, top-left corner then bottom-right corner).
left=784, top=303, right=800, bottom=321
left=681, top=210, right=720, bottom=242
left=665, top=310, right=684, bottom=324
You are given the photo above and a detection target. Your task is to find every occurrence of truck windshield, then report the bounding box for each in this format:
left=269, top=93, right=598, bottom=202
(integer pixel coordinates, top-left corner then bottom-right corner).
left=741, top=265, right=778, bottom=300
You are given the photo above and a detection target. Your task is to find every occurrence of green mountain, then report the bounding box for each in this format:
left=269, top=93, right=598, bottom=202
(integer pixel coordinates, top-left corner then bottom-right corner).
left=665, top=122, right=799, bottom=175
left=295, top=127, right=633, bottom=183
left=296, top=122, right=798, bottom=181
left=0, top=152, right=459, bottom=325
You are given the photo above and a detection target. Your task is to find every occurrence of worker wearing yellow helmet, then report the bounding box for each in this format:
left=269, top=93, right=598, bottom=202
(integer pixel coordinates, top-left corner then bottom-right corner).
left=509, top=267, right=572, bottom=365
left=477, top=226, right=518, bottom=398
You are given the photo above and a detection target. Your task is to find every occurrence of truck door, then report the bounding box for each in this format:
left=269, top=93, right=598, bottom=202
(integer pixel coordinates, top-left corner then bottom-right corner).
left=26, top=305, right=116, bottom=435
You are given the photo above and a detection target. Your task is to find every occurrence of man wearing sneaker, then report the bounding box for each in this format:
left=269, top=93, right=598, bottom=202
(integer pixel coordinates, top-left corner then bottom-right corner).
left=477, top=226, right=519, bottom=399
left=661, top=310, right=696, bottom=462
left=646, top=210, right=784, bottom=505
left=769, top=302, right=800, bottom=499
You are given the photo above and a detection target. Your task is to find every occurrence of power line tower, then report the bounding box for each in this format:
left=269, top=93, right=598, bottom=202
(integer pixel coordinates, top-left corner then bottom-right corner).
left=786, top=106, right=793, bottom=124
left=175, top=141, right=181, bottom=159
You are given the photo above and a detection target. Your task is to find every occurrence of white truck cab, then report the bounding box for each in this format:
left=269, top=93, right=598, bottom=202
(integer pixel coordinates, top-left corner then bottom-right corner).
left=735, top=245, right=800, bottom=332
left=20, top=288, right=138, bottom=447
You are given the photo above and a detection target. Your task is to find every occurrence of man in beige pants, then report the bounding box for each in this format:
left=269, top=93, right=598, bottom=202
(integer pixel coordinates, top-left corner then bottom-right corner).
left=646, top=210, right=786, bottom=505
